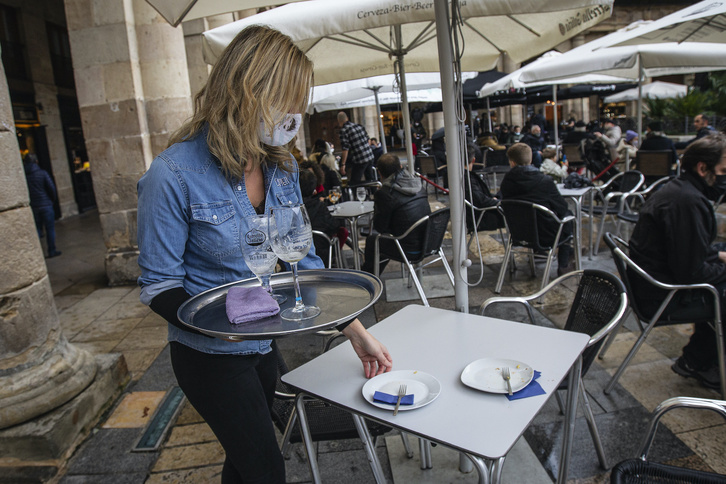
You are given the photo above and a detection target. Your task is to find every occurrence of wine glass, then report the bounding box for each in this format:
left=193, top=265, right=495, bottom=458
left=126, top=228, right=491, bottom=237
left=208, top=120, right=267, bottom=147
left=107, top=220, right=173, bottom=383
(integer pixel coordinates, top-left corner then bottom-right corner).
left=356, top=187, right=367, bottom=205
left=240, top=214, right=286, bottom=303
left=329, top=187, right=342, bottom=212
left=268, top=204, right=321, bottom=321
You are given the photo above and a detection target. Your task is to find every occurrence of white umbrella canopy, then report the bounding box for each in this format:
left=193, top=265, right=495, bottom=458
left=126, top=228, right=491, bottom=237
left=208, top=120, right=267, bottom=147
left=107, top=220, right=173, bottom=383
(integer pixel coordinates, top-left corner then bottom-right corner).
left=145, top=0, right=306, bottom=27
left=611, top=0, right=726, bottom=46
left=312, top=88, right=442, bottom=112
left=602, top=80, right=687, bottom=103
left=202, top=0, right=615, bottom=84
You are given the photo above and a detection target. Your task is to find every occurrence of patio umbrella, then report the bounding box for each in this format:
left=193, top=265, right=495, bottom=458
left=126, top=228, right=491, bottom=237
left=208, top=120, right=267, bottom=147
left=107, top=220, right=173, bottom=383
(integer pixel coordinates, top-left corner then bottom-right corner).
left=611, top=0, right=726, bottom=47
left=145, top=0, right=306, bottom=27
left=602, top=81, right=687, bottom=103
left=203, top=0, right=615, bottom=170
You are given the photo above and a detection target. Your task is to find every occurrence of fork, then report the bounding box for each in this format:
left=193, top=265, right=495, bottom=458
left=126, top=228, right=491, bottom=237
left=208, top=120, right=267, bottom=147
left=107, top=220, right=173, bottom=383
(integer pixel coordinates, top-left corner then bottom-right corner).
left=502, top=367, right=513, bottom=396
left=393, top=384, right=407, bottom=416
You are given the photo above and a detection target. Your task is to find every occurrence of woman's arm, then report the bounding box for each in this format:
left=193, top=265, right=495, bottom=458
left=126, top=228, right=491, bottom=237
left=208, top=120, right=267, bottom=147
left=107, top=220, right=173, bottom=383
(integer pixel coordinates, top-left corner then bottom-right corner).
left=341, top=319, right=392, bottom=378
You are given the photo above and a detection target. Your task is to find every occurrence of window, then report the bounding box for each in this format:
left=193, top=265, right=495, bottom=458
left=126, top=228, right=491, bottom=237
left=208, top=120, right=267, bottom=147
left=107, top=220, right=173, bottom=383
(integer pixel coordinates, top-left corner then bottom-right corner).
left=47, top=22, right=74, bottom=89
left=0, top=6, right=28, bottom=80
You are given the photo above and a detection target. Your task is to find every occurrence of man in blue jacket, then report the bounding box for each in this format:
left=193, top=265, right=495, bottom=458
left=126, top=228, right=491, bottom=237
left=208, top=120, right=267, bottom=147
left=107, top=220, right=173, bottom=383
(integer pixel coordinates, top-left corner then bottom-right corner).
left=23, top=154, right=61, bottom=258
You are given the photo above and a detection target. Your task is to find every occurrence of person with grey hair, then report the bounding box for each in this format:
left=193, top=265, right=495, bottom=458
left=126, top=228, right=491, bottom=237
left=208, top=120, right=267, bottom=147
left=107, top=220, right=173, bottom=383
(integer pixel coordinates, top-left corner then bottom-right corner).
left=630, top=134, right=726, bottom=390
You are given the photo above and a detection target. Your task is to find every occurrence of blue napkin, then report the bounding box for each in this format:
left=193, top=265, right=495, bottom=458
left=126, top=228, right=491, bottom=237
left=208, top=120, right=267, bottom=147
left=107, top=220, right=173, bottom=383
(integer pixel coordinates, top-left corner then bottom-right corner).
left=225, top=286, right=279, bottom=325
left=506, top=370, right=546, bottom=401
left=373, top=391, right=414, bottom=406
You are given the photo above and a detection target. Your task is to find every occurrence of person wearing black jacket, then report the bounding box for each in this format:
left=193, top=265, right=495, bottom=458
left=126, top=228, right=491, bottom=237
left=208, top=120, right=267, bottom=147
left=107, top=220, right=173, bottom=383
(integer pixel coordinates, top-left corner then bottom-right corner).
left=362, top=153, right=431, bottom=274
left=500, top=143, right=574, bottom=275
left=629, top=134, right=726, bottom=390
left=520, top=125, right=545, bottom=168
left=638, top=121, right=678, bottom=164
left=299, top=170, right=347, bottom=265
left=463, top=142, right=502, bottom=232
left=23, top=154, right=61, bottom=258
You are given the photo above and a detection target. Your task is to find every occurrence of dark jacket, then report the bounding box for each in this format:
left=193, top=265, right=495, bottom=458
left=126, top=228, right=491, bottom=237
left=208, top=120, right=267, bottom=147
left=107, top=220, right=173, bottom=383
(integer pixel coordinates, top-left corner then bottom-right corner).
left=675, top=126, right=716, bottom=149
left=23, top=161, right=56, bottom=209
left=303, top=195, right=345, bottom=263
left=373, top=170, right=431, bottom=253
left=464, top=172, right=502, bottom=232
left=630, top=172, right=726, bottom=290
left=639, top=133, right=678, bottom=163
left=320, top=164, right=342, bottom=192
left=562, top=130, right=592, bottom=146
left=521, top=132, right=545, bottom=153
left=500, top=164, right=569, bottom=244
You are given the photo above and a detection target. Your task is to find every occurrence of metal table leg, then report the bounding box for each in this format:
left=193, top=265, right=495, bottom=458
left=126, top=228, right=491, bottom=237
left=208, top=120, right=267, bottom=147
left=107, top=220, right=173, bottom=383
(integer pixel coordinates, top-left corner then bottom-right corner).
left=352, top=414, right=387, bottom=483
left=349, top=217, right=361, bottom=270
left=465, top=454, right=491, bottom=484
left=557, top=355, right=582, bottom=484
left=295, top=394, right=322, bottom=484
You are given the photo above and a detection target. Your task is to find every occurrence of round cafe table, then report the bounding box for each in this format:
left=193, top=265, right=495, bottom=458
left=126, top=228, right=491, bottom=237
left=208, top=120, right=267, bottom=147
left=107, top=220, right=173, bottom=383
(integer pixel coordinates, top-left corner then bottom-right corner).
left=177, top=269, right=382, bottom=341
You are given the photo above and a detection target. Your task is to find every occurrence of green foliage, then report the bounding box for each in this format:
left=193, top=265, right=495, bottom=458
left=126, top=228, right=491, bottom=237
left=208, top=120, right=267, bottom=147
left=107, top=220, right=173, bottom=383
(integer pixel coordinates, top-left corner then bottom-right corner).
left=707, top=71, right=726, bottom=115
left=643, top=97, right=670, bottom=120
left=666, top=88, right=714, bottom=119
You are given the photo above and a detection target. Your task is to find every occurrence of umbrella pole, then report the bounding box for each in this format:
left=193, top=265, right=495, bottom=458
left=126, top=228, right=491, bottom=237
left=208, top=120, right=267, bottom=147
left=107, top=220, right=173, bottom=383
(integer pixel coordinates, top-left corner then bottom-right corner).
left=487, top=97, right=492, bottom=132
left=394, top=26, right=415, bottom=174
left=371, top=86, right=388, bottom=154
left=434, top=0, right=468, bottom=316
left=553, top=85, right=559, bottom=150
left=637, top=59, right=644, bottom=144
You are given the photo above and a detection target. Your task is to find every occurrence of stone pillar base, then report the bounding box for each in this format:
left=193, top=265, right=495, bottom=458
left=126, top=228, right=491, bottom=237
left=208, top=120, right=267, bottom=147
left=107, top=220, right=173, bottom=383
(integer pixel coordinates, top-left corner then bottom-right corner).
left=0, top=353, right=129, bottom=483
left=105, top=249, right=140, bottom=287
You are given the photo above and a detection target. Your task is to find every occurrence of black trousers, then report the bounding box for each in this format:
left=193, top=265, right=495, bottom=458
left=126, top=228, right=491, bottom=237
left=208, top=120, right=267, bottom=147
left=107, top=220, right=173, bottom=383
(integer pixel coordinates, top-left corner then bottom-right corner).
left=347, top=161, right=375, bottom=186
left=170, top=342, right=284, bottom=484
left=681, top=280, right=726, bottom=370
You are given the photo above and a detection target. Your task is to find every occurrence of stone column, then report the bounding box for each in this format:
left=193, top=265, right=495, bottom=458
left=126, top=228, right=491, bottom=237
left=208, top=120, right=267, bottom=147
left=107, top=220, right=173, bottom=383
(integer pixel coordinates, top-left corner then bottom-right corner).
left=0, top=47, right=97, bottom=431
left=21, top=8, right=78, bottom=218
left=65, top=0, right=192, bottom=285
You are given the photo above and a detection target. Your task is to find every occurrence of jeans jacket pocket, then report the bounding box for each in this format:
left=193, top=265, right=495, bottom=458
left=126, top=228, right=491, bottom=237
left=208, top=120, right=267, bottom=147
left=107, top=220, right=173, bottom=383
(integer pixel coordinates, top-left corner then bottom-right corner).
left=190, top=201, right=239, bottom=257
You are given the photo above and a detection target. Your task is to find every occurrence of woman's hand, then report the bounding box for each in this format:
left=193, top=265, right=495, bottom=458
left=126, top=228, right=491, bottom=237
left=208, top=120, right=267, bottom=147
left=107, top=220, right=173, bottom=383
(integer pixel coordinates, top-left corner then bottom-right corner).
left=342, top=319, right=393, bottom=378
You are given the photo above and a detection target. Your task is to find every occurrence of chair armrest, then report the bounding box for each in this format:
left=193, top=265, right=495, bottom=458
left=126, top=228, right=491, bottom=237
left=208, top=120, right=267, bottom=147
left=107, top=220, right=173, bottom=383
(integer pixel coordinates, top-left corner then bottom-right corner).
left=481, top=271, right=585, bottom=315
left=637, top=397, right=726, bottom=460
left=376, top=214, right=430, bottom=242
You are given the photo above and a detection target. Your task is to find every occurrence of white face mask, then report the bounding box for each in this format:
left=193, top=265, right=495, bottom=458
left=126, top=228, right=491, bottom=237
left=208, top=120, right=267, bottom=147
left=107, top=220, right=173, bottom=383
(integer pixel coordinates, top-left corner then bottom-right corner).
left=258, top=112, right=302, bottom=146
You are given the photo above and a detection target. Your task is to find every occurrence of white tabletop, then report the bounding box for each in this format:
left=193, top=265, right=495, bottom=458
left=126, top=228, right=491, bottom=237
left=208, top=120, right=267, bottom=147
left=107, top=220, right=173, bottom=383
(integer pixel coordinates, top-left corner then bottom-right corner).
left=329, top=200, right=374, bottom=218
left=557, top=184, right=593, bottom=197
left=283, top=305, right=589, bottom=460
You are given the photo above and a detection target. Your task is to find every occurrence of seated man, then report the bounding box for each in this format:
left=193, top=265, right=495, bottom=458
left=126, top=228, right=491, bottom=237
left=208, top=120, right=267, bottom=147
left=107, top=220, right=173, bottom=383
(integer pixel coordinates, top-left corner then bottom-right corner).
left=675, top=113, right=716, bottom=149
left=500, top=143, right=574, bottom=276
left=463, top=141, right=502, bottom=233
left=362, top=153, right=431, bottom=275
left=520, top=125, right=545, bottom=168
left=299, top=170, right=348, bottom=266
left=629, top=134, right=726, bottom=390
left=639, top=121, right=678, bottom=163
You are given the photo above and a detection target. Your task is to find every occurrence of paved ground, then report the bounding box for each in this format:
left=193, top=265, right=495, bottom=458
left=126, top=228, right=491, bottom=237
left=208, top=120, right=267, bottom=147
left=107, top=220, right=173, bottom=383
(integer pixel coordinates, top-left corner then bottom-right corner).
left=42, top=198, right=726, bottom=483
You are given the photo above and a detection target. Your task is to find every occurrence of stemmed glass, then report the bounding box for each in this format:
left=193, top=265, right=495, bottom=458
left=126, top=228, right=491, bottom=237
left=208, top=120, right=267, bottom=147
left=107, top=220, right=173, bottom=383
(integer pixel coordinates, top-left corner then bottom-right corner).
left=356, top=187, right=367, bottom=205
left=240, top=214, right=287, bottom=303
left=329, top=187, right=342, bottom=212
left=268, top=204, right=321, bottom=321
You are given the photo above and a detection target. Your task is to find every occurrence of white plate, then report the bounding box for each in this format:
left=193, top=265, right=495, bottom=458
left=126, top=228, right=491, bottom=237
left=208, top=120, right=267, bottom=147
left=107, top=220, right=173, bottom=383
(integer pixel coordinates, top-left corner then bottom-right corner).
left=460, top=358, right=534, bottom=394
left=362, top=370, right=441, bottom=411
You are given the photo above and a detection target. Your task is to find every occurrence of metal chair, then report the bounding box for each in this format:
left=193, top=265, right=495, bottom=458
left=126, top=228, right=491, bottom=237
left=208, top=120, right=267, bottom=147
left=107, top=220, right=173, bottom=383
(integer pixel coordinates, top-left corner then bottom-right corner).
left=610, top=397, right=726, bottom=484
left=372, top=208, right=454, bottom=307
left=464, top=199, right=506, bottom=252
left=312, top=230, right=344, bottom=269
left=482, top=270, right=628, bottom=469
left=495, top=200, right=575, bottom=294
left=271, top=345, right=395, bottom=472
left=581, top=170, right=644, bottom=255
left=602, top=233, right=726, bottom=399
left=633, top=150, right=680, bottom=184
left=417, top=155, right=447, bottom=197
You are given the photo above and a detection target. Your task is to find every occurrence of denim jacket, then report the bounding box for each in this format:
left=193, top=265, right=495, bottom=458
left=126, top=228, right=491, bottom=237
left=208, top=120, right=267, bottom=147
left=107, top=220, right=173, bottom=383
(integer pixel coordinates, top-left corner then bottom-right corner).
left=137, top=131, right=323, bottom=355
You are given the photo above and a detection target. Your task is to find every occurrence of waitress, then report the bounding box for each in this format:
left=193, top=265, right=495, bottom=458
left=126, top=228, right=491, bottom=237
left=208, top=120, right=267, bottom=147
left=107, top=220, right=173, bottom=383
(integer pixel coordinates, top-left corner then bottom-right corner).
left=137, top=25, right=392, bottom=483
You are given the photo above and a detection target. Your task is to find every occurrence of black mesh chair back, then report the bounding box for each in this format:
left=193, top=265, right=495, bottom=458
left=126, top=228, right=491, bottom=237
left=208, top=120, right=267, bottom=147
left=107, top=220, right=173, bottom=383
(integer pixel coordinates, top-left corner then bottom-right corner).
left=417, top=155, right=437, bottom=177
left=419, top=208, right=451, bottom=262
left=562, top=143, right=584, bottom=164
left=635, top=150, right=674, bottom=178
left=564, top=270, right=627, bottom=376
left=500, top=200, right=570, bottom=252
left=485, top=149, right=509, bottom=167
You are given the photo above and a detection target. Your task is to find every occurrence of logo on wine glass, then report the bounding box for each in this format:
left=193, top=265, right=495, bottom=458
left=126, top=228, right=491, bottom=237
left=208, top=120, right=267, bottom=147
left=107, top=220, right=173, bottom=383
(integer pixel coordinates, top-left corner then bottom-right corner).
left=245, top=229, right=267, bottom=246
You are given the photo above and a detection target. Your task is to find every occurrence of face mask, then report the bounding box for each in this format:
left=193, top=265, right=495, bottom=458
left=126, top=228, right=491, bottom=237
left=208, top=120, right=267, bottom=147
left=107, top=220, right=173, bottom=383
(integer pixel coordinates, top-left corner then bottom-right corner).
left=258, top=112, right=302, bottom=146
left=704, top=173, right=726, bottom=201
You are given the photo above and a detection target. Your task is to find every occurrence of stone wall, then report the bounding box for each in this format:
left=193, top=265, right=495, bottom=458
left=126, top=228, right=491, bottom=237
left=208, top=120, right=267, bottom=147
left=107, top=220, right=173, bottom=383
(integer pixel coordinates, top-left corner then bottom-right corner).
left=64, top=0, right=192, bottom=285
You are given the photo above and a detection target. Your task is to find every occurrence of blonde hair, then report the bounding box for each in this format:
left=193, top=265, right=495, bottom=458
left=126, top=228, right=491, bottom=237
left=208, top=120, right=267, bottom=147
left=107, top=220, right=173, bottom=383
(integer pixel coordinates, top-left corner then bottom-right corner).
left=168, top=25, right=313, bottom=180
left=506, top=143, right=532, bottom=166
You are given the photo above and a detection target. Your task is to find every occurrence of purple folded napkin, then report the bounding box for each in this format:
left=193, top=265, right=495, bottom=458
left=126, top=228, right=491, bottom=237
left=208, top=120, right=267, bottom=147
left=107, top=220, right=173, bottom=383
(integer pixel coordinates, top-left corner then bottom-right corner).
left=373, top=391, right=414, bottom=406
left=226, top=286, right=280, bottom=325
left=506, top=370, right=545, bottom=401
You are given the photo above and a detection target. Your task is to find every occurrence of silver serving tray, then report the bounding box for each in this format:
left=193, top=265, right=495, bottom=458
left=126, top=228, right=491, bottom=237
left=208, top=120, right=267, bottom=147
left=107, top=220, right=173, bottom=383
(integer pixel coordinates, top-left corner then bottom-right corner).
left=177, top=269, right=382, bottom=341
